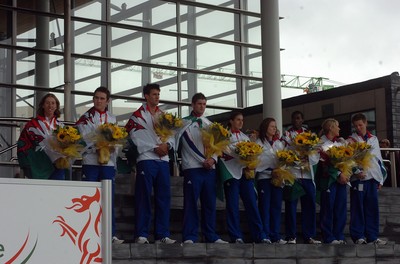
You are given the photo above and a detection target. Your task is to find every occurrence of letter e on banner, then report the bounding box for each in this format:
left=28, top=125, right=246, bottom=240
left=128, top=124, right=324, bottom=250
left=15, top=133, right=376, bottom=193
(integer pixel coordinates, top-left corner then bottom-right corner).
left=0, top=243, right=4, bottom=258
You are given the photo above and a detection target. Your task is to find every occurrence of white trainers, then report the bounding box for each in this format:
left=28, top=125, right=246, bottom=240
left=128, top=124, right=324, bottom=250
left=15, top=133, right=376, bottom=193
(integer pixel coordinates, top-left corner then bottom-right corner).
left=274, top=239, right=287, bottom=244
left=261, top=239, right=272, bottom=244
left=156, top=237, right=176, bottom=244
left=112, top=236, right=124, bottom=244
left=355, top=238, right=367, bottom=245
left=307, top=238, right=321, bottom=244
left=214, top=239, right=229, bottom=244
left=183, top=240, right=194, bottom=244
left=136, top=236, right=149, bottom=244
left=235, top=238, right=244, bottom=244
left=329, top=240, right=341, bottom=245
left=368, top=238, right=387, bottom=245
left=287, top=238, right=296, bottom=244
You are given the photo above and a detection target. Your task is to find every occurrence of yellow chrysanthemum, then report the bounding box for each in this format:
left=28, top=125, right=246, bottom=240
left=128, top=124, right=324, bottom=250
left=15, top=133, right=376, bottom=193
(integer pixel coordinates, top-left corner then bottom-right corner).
left=201, top=122, right=231, bottom=158
left=325, top=145, right=357, bottom=179
left=235, top=141, right=263, bottom=179
left=154, top=112, right=184, bottom=143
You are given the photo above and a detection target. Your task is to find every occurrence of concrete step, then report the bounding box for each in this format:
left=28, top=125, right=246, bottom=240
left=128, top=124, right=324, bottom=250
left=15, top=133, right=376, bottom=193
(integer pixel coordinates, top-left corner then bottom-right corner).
left=111, top=242, right=400, bottom=263
left=114, top=173, right=400, bottom=244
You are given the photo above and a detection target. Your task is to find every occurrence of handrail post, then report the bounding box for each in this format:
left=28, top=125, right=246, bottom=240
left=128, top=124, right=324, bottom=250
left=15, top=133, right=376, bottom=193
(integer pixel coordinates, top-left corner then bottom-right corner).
left=390, top=151, right=397, bottom=187
left=101, top=179, right=112, bottom=264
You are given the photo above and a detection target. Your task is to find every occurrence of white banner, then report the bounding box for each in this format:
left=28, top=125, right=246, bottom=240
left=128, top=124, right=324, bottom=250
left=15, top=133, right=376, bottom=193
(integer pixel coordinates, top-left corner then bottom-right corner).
left=0, top=178, right=109, bottom=264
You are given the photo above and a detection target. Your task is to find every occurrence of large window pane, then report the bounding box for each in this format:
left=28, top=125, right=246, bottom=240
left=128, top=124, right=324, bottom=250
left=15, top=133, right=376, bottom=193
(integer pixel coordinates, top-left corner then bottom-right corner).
left=196, top=42, right=236, bottom=73
left=199, top=77, right=237, bottom=98
left=191, top=0, right=236, bottom=7
left=111, top=29, right=176, bottom=65
left=110, top=98, right=139, bottom=124
left=155, top=79, right=178, bottom=102
left=151, top=2, right=177, bottom=32
left=74, top=59, right=102, bottom=94
left=247, top=81, right=263, bottom=107
left=14, top=12, right=64, bottom=51
left=246, top=16, right=261, bottom=46
left=74, top=94, right=94, bottom=121
left=49, top=54, right=64, bottom=88
left=16, top=50, right=34, bottom=86
left=110, top=1, right=176, bottom=33
left=74, top=1, right=102, bottom=20
left=196, top=9, right=236, bottom=40
left=180, top=6, right=236, bottom=41
left=74, top=22, right=103, bottom=56
left=246, top=48, right=262, bottom=78
left=16, top=89, right=34, bottom=118
left=151, top=34, right=176, bottom=65
left=16, top=1, right=64, bottom=14
left=111, top=63, right=143, bottom=95
left=246, top=0, right=260, bottom=13
left=111, top=27, right=143, bottom=62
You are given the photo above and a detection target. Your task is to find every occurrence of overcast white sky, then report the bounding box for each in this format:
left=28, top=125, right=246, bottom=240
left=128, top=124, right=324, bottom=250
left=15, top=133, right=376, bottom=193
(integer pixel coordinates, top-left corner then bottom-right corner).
left=279, top=0, right=400, bottom=97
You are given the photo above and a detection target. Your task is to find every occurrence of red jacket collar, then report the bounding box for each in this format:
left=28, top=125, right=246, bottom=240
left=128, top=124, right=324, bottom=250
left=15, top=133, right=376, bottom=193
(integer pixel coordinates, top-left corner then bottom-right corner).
left=145, top=104, right=159, bottom=114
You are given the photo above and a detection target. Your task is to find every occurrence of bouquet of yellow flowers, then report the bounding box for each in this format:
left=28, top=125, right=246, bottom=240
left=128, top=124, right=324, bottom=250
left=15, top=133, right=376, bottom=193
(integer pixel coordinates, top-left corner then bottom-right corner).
left=325, top=145, right=356, bottom=179
left=349, top=141, right=373, bottom=171
left=271, top=150, right=299, bottom=187
left=95, top=123, right=128, bottom=164
left=292, top=131, right=320, bottom=156
left=201, top=122, right=231, bottom=158
left=49, top=125, right=83, bottom=169
left=154, top=112, right=184, bottom=143
left=235, top=141, right=263, bottom=179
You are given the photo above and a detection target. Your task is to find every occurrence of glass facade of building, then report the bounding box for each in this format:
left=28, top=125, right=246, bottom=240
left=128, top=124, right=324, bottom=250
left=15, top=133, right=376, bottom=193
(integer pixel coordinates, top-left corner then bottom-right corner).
left=0, top=0, right=265, bottom=124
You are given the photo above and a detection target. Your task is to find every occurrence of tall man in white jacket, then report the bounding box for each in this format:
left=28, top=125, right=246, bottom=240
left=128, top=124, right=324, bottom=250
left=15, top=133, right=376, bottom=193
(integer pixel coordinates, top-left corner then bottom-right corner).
left=125, top=83, right=175, bottom=244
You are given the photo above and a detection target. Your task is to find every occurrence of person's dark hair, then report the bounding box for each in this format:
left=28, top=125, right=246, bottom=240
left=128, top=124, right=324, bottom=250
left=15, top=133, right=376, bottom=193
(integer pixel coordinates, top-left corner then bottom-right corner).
left=191, top=92, right=207, bottom=104
left=228, top=111, right=243, bottom=128
left=259, top=117, right=276, bottom=144
left=351, top=112, right=367, bottom=123
left=291, top=110, right=304, bottom=120
left=94, top=86, right=111, bottom=100
left=229, top=111, right=243, bottom=121
left=37, top=93, right=61, bottom=118
left=143, top=83, right=160, bottom=96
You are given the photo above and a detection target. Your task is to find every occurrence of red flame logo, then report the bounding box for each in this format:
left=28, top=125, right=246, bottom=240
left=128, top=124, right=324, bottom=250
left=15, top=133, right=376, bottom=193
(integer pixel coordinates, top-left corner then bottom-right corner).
left=53, top=188, right=102, bottom=264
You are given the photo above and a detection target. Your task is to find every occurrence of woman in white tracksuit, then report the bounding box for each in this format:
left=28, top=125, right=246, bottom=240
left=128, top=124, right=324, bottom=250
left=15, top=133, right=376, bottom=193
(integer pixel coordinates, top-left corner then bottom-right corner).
left=255, top=117, right=287, bottom=244
left=218, top=111, right=268, bottom=243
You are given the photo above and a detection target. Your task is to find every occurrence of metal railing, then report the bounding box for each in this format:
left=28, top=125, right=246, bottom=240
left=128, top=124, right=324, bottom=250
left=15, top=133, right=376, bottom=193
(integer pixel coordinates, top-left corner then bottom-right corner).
left=0, top=117, right=80, bottom=179
left=1, top=117, right=399, bottom=187
left=380, top=148, right=399, bottom=188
